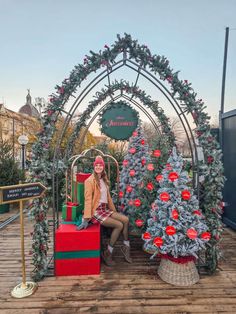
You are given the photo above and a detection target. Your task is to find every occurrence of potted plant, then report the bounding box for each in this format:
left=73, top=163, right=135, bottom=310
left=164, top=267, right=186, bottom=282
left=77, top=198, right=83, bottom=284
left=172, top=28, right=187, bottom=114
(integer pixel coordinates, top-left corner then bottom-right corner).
left=0, top=140, right=25, bottom=213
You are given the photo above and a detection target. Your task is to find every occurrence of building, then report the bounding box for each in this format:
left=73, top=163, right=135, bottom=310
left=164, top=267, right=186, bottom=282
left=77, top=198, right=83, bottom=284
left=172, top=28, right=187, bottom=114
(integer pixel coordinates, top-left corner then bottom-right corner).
left=0, top=90, right=41, bottom=160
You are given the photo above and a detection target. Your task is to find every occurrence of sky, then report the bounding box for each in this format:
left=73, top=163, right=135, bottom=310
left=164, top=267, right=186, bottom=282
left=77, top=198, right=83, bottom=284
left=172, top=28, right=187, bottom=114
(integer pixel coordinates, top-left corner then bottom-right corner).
left=0, top=0, right=236, bottom=128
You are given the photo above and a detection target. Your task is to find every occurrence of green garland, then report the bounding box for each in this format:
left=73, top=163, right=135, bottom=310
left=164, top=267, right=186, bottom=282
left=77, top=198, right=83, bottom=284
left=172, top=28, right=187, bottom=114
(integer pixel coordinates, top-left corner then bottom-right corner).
left=30, top=33, right=224, bottom=280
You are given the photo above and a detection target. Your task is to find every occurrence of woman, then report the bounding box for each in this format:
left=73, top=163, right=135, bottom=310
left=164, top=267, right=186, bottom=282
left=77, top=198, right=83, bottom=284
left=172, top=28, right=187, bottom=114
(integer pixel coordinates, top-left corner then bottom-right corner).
left=78, top=155, right=132, bottom=266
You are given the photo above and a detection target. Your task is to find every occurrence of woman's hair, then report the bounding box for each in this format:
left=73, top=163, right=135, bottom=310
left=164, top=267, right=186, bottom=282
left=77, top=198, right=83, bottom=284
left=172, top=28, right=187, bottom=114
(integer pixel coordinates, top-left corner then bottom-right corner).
left=93, top=155, right=110, bottom=187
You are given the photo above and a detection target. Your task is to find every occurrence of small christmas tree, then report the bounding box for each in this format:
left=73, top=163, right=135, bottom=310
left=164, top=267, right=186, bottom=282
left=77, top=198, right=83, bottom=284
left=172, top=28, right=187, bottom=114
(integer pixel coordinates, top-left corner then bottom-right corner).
left=143, top=147, right=211, bottom=259
left=119, top=125, right=150, bottom=233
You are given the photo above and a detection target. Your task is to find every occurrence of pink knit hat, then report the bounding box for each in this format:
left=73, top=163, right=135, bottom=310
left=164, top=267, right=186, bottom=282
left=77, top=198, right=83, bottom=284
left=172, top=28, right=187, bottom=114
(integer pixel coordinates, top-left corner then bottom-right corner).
left=93, top=156, right=105, bottom=168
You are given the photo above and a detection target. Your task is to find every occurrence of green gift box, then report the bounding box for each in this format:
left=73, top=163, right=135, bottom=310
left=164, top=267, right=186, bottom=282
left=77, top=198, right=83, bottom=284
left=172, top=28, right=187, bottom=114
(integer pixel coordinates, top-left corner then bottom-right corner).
left=72, top=182, right=85, bottom=205
left=62, top=202, right=82, bottom=221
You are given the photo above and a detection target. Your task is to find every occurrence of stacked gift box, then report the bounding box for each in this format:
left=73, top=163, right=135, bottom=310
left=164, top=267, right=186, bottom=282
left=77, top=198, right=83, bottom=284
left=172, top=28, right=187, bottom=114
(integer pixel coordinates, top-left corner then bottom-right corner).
left=62, top=202, right=81, bottom=222
left=55, top=223, right=101, bottom=276
left=56, top=171, right=101, bottom=276
left=72, top=172, right=91, bottom=211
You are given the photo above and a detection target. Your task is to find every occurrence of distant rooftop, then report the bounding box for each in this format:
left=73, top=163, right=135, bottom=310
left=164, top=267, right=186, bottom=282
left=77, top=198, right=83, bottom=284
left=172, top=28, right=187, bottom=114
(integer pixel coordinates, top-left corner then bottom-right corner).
left=18, top=89, right=40, bottom=118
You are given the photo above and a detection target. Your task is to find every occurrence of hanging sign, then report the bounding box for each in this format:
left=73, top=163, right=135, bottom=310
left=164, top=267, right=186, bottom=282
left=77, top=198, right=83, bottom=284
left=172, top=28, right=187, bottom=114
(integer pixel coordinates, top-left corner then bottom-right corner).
left=100, top=101, right=138, bottom=140
left=0, top=182, right=46, bottom=204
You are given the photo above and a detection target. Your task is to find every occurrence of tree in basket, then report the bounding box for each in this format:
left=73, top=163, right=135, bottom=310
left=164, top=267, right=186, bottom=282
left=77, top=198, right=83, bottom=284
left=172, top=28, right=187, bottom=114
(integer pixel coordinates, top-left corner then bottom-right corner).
left=119, top=125, right=150, bottom=235
left=143, top=147, right=211, bottom=286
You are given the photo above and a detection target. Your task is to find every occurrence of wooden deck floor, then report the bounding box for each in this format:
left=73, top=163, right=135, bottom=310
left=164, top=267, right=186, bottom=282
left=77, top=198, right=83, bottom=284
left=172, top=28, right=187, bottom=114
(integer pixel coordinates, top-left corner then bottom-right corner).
left=0, top=211, right=236, bottom=314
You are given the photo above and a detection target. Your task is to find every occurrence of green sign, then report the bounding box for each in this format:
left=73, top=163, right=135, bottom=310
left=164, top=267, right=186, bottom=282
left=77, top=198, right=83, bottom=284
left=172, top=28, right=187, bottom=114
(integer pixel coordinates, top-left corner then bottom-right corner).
left=100, top=101, right=138, bottom=140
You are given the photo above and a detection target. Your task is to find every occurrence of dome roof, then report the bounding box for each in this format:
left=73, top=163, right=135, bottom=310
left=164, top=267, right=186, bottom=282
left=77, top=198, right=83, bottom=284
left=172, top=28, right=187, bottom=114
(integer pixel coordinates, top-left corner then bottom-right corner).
left=18, top=90, right=40, bottom=118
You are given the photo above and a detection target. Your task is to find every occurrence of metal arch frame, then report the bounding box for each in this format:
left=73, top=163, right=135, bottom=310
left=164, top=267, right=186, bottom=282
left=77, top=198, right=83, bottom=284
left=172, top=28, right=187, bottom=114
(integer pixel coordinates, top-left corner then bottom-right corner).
left=66, top=93, right=162, bottom=157
left=51, top=52, right=201, bottom=272
left=53, top=57, right=198, bottom=176
left=66, top=148, right=120, bottom=209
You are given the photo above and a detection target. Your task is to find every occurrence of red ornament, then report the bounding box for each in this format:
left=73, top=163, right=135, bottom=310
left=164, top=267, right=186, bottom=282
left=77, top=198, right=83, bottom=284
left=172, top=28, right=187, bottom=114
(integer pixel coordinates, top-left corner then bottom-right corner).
left=168, top=172, right=179, bottom=182
left=153, top=149, right=161, bottom=157
left=187, top=228, right=198, bottom=239
left=146, top=182, right=154, bottom=191
left=220, top=202, right=225, bottom=209
left=129, top=147, right=136, bottom=154
left=165, top=225, right=176, bottom=236
left=134, top=199, right=141, bottom=207
left=128, top=200, right=133, bottom=206
left=156, top=174, right=163, bottom=182
left=121, top=204, right=125, bottom=210
left=143, top=232, right=151, bottom=240
left=193, top=210, right=201, bottom=216
left=172, top=209, right=179, bottom=220
left=192, top=112, right=197, bottom=120
left=160, top=192, right=170, bottom=202
left=126, top=185, right=133, bottom=193
left=123, top=159, right=129, bottom=166
left=140, top=139, right=145, bottom=145
left=135, top=219, right=144, bottom=227
left=201, top=232, right=211, bottom=240
left=59, top=86, right=65, bottom=94
left=130, top=169, right=135, bottom=176
left=153, top=237, right=163, bottom=247
left=196, top=130, right=203, bottom=137
left=181, top=190, right=191, bottom=200
left=132, top=131, right=138, bottom=137
left=147, top=163, right=154, bottom=171
left=165, top=163, right=172, bottom=171
left=119, top=191, right=124, bottom=198
left=141, top=159, right=146, bottom=166
left=207, top=156, right=214, bottom=164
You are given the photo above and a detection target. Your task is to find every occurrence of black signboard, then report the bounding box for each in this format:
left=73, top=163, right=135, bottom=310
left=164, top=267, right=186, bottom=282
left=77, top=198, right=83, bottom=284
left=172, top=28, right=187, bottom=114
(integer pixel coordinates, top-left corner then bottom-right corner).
left=0, top=182, right=46, bottom=204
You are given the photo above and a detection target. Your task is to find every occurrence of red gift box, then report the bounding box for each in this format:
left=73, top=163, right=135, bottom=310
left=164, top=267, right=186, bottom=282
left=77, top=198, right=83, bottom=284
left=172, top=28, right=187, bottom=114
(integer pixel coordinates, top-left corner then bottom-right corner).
left=55, top=224, right=100, bottom=251
left=55, top=223, right=101, bottom=276
left=76, top=172, right=91, bottom=183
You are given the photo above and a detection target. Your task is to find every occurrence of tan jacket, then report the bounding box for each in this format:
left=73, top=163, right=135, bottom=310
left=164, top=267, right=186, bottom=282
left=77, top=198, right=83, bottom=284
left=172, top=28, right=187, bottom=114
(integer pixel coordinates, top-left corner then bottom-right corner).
left=83, top=174, right=116, bottom=219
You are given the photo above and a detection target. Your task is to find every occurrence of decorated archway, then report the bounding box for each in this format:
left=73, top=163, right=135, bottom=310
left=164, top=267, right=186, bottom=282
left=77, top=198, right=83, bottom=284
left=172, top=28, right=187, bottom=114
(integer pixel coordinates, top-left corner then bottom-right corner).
left=30, top=34, right=224, bottom=281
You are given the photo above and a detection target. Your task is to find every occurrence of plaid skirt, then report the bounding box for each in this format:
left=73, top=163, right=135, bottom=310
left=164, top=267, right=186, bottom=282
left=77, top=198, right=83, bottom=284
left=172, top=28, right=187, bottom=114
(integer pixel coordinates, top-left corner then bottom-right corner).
left=91, top=203, right=113, bottom=224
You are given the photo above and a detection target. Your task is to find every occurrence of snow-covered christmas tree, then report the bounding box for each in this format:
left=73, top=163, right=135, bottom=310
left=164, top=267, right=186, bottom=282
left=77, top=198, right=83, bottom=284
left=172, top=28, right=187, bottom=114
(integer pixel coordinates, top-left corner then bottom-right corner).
left=119, top=125, right=150, bottom=234
left=140, top=134, right=171, bottom=221
left=143, top=147, right=211, bottom=259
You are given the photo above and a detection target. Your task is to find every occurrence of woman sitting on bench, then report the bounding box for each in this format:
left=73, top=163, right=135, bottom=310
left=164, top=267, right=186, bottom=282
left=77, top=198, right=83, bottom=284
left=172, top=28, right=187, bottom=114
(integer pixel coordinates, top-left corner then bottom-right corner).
left=78, top=155, right=132, bottom=266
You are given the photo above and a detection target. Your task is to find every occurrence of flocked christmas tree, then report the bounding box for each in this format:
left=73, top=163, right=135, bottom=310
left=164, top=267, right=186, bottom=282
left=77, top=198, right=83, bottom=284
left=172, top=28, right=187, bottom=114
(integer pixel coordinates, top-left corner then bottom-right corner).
left=143, top=147, right=211, bottom=259
left=119, top=125, right=150, bottom=234
left=139, top=134, right=172, bottom=226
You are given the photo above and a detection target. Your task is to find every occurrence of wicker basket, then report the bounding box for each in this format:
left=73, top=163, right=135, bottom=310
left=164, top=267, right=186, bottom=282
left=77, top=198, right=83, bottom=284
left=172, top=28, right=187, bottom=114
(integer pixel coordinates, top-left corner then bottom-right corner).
left=158, top=258, right=199, bottom=286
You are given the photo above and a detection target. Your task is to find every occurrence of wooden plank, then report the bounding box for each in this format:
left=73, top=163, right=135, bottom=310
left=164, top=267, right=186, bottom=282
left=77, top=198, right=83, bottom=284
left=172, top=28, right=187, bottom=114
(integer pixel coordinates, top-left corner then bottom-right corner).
left=0, top=215, right=236, bottom=313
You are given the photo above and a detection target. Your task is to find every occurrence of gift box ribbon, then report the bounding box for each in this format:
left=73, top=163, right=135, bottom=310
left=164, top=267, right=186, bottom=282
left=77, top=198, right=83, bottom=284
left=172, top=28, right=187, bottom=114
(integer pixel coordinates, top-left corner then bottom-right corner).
left=55, top=250, right=100, bottom=259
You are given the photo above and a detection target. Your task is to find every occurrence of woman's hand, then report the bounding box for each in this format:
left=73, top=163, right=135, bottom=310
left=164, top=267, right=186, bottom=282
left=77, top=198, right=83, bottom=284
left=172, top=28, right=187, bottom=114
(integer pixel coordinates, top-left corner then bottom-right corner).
left=76, top=218, right=90, bottom=230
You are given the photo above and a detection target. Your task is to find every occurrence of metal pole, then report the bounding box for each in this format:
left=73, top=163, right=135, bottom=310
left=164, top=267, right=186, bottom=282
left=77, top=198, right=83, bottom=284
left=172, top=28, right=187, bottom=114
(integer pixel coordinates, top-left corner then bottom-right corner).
left=219, top=27, right=229, bottom=147
left=22, top=144, right=25, bottom=170
left=220, top=27, right=229, bottom=114
left=12, top=118, right=15, bottom=160
left=19, top=200, right=26, bottom=288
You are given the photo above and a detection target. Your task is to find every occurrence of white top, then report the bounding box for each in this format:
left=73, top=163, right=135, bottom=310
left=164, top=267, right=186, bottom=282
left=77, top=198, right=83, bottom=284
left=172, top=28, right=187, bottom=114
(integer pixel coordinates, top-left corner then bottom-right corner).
left=99, top=179, right=108, bottom=204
